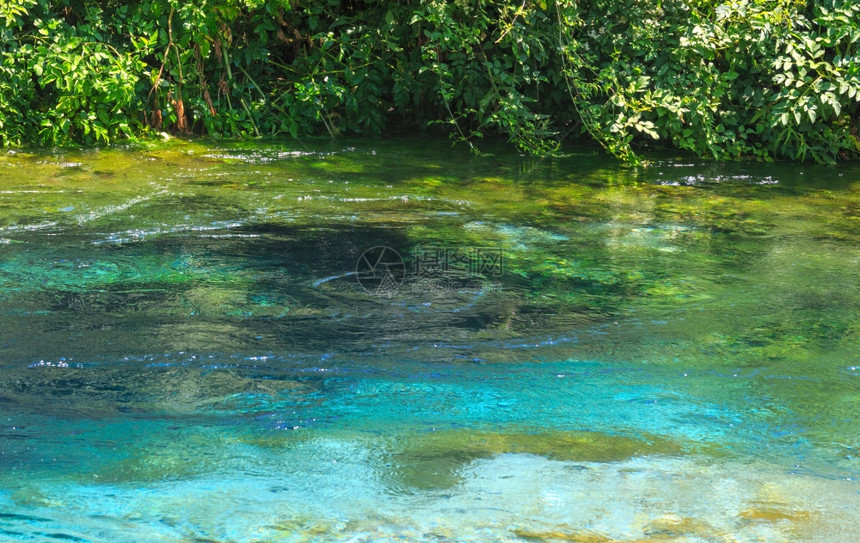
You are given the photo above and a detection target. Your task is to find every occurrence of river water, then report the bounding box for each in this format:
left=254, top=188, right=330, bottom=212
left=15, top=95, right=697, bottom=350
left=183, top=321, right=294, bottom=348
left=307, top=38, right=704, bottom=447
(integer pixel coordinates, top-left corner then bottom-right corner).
left=0, top=139, right=858, bottom=541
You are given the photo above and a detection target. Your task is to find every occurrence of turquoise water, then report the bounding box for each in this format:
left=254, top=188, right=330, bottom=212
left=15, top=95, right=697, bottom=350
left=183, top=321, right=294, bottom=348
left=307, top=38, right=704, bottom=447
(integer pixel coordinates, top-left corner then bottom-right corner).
left=0, top=139, right=858, bottom=541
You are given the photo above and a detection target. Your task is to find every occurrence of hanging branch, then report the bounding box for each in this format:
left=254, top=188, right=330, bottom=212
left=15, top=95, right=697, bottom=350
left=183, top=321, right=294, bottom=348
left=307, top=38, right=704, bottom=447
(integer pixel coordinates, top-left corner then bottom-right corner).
left=147, top=6, right=187, bottom=132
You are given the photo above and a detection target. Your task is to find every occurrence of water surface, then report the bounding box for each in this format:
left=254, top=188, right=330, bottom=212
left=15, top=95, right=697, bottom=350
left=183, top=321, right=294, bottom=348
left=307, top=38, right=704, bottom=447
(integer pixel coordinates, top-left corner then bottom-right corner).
left=0, top=139, right=858, bottom=542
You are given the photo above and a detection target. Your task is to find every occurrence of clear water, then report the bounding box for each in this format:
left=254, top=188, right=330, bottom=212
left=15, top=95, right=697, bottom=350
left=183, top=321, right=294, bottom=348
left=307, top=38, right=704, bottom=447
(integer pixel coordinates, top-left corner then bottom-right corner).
left=0, top=139, right=858, bottom=542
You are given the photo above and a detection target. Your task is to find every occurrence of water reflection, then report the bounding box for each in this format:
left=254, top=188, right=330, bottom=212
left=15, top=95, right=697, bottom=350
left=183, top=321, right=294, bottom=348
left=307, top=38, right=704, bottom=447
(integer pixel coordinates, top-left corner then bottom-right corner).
left=0, top=139, right=858, bottom=541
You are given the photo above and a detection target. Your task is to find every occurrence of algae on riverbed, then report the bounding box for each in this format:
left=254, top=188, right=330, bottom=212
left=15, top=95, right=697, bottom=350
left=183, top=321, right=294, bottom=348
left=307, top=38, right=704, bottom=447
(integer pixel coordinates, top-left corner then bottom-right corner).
left=0, top=139, right=858, bottom=541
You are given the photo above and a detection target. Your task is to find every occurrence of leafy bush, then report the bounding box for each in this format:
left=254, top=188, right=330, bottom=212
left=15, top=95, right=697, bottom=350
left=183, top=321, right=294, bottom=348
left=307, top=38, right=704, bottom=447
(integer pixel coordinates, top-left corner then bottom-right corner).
left=0, top=0, right=857, bottom=162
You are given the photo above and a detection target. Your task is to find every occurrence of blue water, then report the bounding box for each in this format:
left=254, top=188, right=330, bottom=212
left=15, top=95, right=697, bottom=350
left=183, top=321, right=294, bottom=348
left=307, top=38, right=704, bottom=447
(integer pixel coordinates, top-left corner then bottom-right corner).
left=0, top=140, right=858, bottom=541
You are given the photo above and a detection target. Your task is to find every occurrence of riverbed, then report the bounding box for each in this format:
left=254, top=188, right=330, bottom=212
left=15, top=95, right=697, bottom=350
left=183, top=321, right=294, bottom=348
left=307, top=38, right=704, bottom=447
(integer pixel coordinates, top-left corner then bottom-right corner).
left=0, top=138, right=857, bottom=541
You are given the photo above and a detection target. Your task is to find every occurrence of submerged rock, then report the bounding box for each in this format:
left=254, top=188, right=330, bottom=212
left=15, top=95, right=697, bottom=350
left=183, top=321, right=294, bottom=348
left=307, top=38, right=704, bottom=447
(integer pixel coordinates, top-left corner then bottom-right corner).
left=388, top=429, right=682, bottom=490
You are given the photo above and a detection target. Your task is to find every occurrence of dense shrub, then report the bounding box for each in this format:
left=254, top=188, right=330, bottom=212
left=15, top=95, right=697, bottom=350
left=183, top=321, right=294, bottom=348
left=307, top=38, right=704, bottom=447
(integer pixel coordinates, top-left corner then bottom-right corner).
left=0, top=0, right=857, bottom=162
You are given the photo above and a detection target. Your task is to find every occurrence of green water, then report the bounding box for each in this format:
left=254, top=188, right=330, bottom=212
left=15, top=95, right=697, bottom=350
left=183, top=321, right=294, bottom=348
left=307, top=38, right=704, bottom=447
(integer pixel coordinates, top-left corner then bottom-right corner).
left=0, top=138, right=858, bottom=542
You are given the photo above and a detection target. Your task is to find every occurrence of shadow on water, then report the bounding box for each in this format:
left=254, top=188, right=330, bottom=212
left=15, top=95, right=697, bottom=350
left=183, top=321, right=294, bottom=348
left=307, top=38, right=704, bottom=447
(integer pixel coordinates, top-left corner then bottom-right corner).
left=0, top=138, right=858, bottom=541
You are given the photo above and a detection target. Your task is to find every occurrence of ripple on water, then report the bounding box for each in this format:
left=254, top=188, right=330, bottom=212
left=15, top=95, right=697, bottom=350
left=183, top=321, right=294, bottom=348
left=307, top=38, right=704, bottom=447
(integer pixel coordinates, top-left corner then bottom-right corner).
left=1, top=141, right=859, bottom=541
left=0, top=453, right=854, bottom=542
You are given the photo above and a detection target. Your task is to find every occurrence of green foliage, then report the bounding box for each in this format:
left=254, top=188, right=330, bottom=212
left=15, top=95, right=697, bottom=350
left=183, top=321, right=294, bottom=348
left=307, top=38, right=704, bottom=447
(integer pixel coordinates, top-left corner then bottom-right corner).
left=552, top=0, right=860, bottom=163
left=0, top=0, right=857, bottom=162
